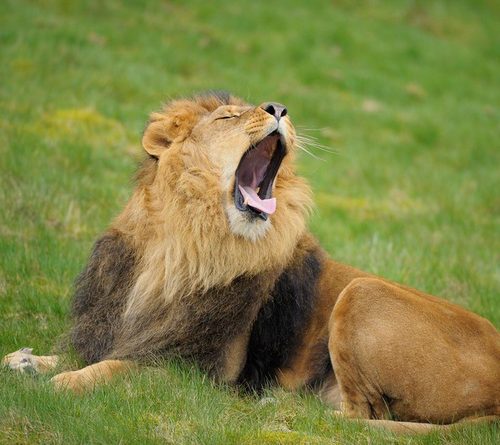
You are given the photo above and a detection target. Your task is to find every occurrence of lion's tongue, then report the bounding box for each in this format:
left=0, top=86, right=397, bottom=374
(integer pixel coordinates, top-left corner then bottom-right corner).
left=239, top=185, right=276, bottom=215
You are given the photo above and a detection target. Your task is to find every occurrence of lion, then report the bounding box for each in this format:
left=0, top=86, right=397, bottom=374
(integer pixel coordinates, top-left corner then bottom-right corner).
left=4, top=92, right=499, bottom=434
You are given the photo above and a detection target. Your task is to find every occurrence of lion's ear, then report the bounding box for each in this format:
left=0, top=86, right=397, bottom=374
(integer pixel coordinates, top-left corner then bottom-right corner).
left=142, top=112, right=173, bottom=158
left=142, top=103, right=204, bottom=158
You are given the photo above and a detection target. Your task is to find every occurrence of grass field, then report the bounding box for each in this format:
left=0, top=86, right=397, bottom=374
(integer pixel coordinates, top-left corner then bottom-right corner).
left=1, top=0, right=499, bottom=443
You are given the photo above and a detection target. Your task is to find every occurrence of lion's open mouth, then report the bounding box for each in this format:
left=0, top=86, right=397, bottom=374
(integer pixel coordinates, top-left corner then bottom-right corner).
left=234, top=132, right=286, bottom=220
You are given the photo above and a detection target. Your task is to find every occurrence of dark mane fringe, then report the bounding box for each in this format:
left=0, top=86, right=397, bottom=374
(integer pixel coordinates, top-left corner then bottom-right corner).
left=69, top=228, right=326, bottom=383
left=109, top=271, right=280, bottom=375
left=238, top=244, right=324, bottom=391
left=69, top=225, right=282, bottom=369
left=70, top=231, right=136, bottom=364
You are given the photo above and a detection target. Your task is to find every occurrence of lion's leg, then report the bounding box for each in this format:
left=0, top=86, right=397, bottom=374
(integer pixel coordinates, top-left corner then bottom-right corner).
left=3, top=348, right=59, bottom=374
left=51, top=359, right=135, bottom=394
left=327, top=279, right=394, bottom=420
left=328, top=277, right=442, bottom=421
left=326, top=360, right=386, bottom=420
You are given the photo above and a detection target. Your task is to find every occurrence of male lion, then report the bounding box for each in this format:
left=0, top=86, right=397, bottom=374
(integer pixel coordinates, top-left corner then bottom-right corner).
left=4, top=92, right=499, bottom=433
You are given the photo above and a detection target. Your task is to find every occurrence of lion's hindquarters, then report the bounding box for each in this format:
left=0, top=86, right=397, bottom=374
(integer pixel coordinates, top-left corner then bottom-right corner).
left=329, top=277, right=500, bottom=424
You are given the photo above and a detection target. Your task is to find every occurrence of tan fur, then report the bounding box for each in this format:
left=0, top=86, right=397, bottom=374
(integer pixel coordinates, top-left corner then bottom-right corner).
left=116, top=97, right=310, bottom=322
left=51, top=360, right=134, bottom=394
left=328, top=277, right=500, bottom=424
left=3, top=94, right=498, bottom=435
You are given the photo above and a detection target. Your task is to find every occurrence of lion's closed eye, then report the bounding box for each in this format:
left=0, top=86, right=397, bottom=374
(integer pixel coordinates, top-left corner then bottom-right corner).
left=214, top=114, right=239, bottom=121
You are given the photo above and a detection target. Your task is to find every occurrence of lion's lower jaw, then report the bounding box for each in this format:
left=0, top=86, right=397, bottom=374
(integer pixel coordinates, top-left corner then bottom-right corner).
left=226, top=206, right=271, bottom=241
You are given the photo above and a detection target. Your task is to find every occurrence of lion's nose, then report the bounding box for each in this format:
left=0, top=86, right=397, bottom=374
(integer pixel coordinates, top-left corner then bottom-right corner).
left=261, top=102, right=288, bottom=121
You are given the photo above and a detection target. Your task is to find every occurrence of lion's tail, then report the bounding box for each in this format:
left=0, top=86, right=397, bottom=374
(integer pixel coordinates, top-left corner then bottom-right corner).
left=360, top=415, right=499, bottom=434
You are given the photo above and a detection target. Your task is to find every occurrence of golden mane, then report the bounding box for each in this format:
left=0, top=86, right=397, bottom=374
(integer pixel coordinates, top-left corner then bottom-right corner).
left=110, top=93, right=313, bottom=320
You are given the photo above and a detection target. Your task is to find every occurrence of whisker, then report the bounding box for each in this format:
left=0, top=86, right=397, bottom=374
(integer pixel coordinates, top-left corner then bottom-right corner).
left=296, top=127, right=328, bottom=132
left=296, top=143, right=325, bottom=161
left=300, top=143, right=339, bottom=155
left=296, top=134, right=339, bottom=155
left=297, top=133, right=336, bottom=147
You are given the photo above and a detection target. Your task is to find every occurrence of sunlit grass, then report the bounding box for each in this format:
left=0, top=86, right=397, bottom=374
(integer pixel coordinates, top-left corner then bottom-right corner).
left=1, top=0, right=498, bottom=443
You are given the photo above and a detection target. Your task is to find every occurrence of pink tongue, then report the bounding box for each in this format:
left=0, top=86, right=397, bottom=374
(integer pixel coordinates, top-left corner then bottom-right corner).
left=239, top=185, right=276, bottom=215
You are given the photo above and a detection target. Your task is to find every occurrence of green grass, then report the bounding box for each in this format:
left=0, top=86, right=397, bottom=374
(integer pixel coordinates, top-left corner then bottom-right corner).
left=1, top=0, right=499, bottom=443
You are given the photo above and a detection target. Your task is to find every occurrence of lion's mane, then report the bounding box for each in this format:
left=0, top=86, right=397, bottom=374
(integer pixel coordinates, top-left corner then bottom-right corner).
left=70, top=93, right=314, bottom=378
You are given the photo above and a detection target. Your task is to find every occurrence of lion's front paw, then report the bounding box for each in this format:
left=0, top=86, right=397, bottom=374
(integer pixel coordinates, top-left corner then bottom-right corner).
left=51, top=370, right=91, bottom=394
left=2, top=348, right=38, bottom=373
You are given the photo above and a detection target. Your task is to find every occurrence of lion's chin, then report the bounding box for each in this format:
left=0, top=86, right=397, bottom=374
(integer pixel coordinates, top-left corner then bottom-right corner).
left=226, top=204, right=271, bottom=242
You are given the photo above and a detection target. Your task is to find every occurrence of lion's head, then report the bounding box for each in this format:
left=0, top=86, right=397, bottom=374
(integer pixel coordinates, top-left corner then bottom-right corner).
left=117, top=92, right=312, bottom=310
left=140, top=92, right=308, bottom=241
